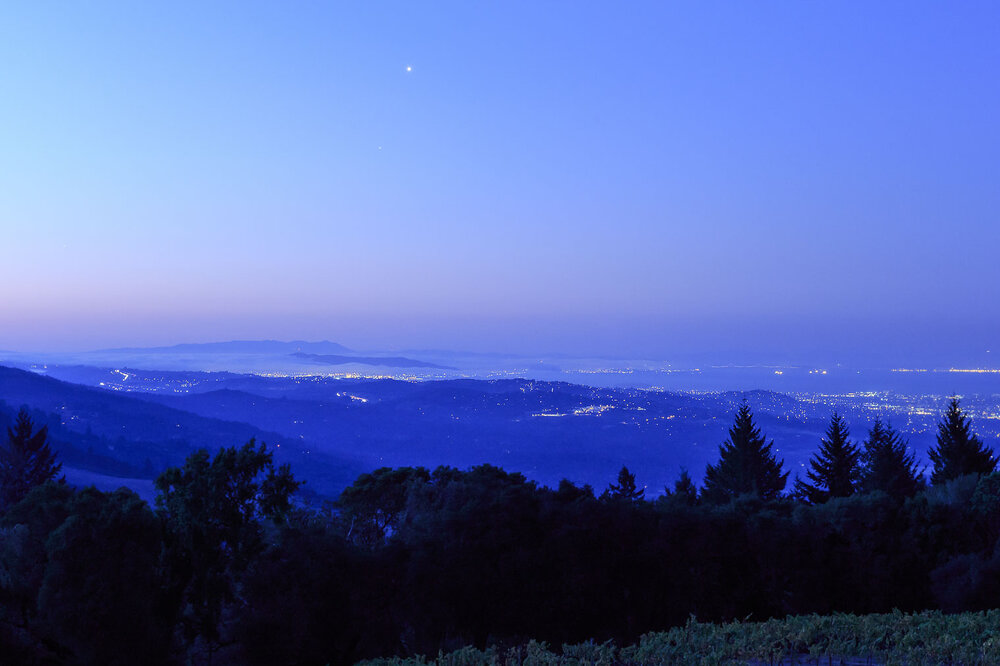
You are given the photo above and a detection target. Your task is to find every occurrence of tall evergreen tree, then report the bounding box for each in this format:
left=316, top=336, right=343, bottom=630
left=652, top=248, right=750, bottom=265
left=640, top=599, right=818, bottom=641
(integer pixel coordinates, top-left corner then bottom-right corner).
left=794, top=412, right=862, bottom=504
left=0, top=408, right=62, bottom=509
left=927, top=399, right=996, bottom=484
left=702, top=402, right=788, bottom=503
left=605, top=466, right=644, bottom=501
left=859, top=419, right=923, bottom=499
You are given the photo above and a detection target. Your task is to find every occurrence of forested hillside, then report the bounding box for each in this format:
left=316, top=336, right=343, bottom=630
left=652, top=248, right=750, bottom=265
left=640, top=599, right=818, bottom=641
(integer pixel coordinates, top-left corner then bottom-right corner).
left=6, top=364, right=984, bottom=500
left=0, top=366, right=365, bottom=495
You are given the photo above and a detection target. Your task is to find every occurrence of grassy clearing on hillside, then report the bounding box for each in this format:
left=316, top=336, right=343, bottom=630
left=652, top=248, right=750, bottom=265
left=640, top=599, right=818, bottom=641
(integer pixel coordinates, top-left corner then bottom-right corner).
left=360, top=610, right=1000, bottom=665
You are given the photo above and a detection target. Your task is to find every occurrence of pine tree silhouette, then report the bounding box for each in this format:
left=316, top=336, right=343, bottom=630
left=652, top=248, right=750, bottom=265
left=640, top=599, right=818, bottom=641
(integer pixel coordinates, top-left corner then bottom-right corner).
left=860, top=419, right=922, bottom=499
left=927, top=399, right=996, bottom=484
left=669, top=468, right=698, bottom=505
left=703, top=402, right=787, bottom=503
left=794, top=412, right=861, bottom=504
left=0, top=408, right=62, bottom=508
left=606, top=466, right=645, bottom=501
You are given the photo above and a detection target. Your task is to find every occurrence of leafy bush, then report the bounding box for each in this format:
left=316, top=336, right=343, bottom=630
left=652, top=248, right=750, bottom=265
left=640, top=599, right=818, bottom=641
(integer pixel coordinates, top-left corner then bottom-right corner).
left=360, top=610, right=1000, bottom=666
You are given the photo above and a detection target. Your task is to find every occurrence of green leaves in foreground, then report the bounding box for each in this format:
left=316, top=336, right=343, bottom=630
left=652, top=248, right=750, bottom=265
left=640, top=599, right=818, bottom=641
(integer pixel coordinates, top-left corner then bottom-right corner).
left=359, top=610, right=1000, bottom=666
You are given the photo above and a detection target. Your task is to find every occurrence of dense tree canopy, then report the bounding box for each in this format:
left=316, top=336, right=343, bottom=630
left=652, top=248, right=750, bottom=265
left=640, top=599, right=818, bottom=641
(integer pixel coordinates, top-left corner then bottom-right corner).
left=35, top=487, right=170, bottom=666
left=154, top=439, right=300, bottom=661
left=3, top=401, right=1000, bottom=663
left=336, top=466, right=431, bottom=547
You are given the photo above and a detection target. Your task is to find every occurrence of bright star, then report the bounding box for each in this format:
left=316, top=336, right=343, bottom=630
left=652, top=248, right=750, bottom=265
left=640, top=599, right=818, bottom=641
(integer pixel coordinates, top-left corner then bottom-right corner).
left=406, top=65, right=412, bottom=72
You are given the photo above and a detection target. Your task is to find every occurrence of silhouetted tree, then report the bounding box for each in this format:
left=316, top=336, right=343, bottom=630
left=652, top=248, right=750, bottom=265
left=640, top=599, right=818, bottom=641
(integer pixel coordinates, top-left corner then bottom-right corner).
left=36, top=487, right=171, bottom=666
left=605, top=466, right=644, bottom=502
left=928, top=399, right=996, bottom=484
left=860, top=419, right=923, bottom=498
left=336, top=466, right=430, bottom=547
left=155, top=439, right=300, bottom=661
left=555, top=478, right=596, bottom=503
left=393, top=464, right=546, bottom=651
left=702, top=403, right=787, bottom=503
left=667, top=469, right=698, bottom=505
left=0, top=409, right=61, bottom=510
left=234, top=526, right=381, bottom=666
left=0, top=481, right=76, bottom=654
left=795, top=412, right=862, bottom=504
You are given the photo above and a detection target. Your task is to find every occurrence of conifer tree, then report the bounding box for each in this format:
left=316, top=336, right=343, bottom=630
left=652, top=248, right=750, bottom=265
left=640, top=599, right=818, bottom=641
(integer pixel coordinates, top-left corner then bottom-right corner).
left=605, top=465, right=644, bottom=501
left=859, top=419, right=923, bottom=499
left=0, top=408, right=62, bottom=509
left=927, top=399, right=996, bottom=484
left=794, top=412, right=861, bottom=504
left=702, top=402, right=788, bottom=503
left=669, top=468, right=698, bottom=505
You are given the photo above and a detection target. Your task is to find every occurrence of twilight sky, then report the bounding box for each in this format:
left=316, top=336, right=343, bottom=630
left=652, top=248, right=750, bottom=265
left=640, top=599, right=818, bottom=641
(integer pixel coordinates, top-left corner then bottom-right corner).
left=1, top=2, right=998, bottom=363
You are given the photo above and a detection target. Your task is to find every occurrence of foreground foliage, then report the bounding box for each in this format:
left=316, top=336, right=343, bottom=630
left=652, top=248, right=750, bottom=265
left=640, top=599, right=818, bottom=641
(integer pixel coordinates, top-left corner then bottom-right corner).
left=361, top=610, right=1000, bottom=666
left=6, top=455, right=1000, bottom=663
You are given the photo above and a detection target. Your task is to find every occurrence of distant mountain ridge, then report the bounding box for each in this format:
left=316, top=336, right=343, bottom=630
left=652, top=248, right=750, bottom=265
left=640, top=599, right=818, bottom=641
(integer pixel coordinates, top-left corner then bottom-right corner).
left=291, top=352, right=455, bottom=370
left=96, top=339, right=353, bottom=355
left=84, top=340, right=455, bottom=370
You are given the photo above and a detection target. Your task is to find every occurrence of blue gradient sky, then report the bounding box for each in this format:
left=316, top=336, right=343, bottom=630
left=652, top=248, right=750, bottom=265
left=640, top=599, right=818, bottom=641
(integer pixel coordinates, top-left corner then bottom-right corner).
left=1, top=2, right=998, bottom=363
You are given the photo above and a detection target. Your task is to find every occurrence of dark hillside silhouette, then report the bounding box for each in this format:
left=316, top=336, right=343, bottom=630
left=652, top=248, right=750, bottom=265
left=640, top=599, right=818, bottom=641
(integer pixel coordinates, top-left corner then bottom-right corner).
left=0, top=366, right=365, bottom=494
